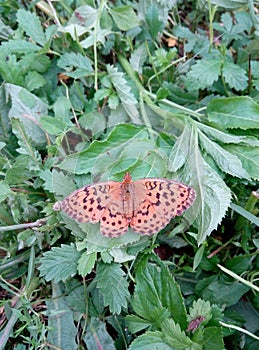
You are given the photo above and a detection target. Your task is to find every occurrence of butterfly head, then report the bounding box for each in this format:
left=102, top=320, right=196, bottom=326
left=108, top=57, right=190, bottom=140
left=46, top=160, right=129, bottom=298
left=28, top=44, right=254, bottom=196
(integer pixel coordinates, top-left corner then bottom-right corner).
left=123, top=172, right=133, bottom=184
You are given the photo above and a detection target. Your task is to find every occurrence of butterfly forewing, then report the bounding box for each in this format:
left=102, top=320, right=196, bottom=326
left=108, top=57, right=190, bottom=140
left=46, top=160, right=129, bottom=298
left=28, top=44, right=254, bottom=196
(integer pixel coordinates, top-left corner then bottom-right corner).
left=130, top=179, right=196, bottom=235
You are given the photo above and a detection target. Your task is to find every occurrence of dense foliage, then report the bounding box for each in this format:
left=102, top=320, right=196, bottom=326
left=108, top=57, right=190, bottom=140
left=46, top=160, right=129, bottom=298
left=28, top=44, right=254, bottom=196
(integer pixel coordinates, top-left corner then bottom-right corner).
left=0, top=1, right=258, bottom=349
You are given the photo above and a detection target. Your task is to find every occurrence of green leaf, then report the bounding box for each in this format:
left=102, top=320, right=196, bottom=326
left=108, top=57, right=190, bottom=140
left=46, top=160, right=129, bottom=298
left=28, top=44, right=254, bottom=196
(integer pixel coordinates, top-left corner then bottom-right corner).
left=203, top=327, right=224, bottom=350
left=129, top=260, right=187, bottom=330
left=11, top=118, right=42, bottom=170
left=230, top=203, right=259, bottom=227
left=46, top=282, right=77, bottom=350
left=0, top=51, right=24, bottom=86
left=5, top=155, right=34, bottom=184
left=207, top=96, right=259, bottom=129
left=222, top=61, right=248, bottom=91
left=40, top=115, right=68, bottom=135
left=224, top=145, right=259, bottom=179
left=0, top=181, right=12, bottom=202
left=1, top=39, right=41, bottom=53
left=39, top=243, right=81, bottom=282
left=57, top=124, right=150, bottom=176
left=77, top=252, right=97, bottom=276
left=173, top=126, right=231, bottom=244
left=25, top=71, right=46, bottom=91
left=79, top=111, right=106, bottom=136
left=57, top=52, right=93, bottom=78
left=196, top=276, right=250, bottom=307
left=95, top=262, right=130, bottom=314
left=145, top=5, right=164, bottom=39
left=109, top=6, right=139, bottom=31
left=16, top=9, right=46, bottom=46
left=128, top=331, right=174, bottom=350
left=40, top=169, right=76, bottom=196
left=5, top=83, right=48, bottom=148
left=130, top=44, right=148, bottom=74
left=107, top=65, right=141, bottom=124
left=162, top=318, right=201, bottom=350
left=198, top=131, right=250, bottom=179
left=187, top=59, right=221, bottom=89
left=84, top=317, right=116, bottom=350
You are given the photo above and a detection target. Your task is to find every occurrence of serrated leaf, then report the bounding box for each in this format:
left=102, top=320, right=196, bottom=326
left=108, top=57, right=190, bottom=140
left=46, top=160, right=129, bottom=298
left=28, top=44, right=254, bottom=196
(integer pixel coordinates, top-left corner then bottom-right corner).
left=129, top=261, right=187, bottom=329
left=168, top=126, right=190, bottom=172
left=40, top=169, right=76, bottom=195
left=207, top=96, right=259, bottom=129
left=77, top=252, right=97, bottom=276
left=46, top=282, right=77, bottom=350
left=128, top=331, right=174, bottom=350
left=175, top=126, right=231, bottom=244
left=198, top=131, right=250, bottom=179
left=107, top=65, right=141, bottom=124
left=39, top=243, right=81, bottom=282
left=110, top=6, right=139, bottom=31
left=222, top=61, right=248, bottom=90
left=5, top=155, right=34, bottom=184
left=95, top=262, right=130, bottom=314
left=1, top=39, right=41, bottom=53
left=5, top=83, right=48, bottom=147
left=0, top=51, right=24, bottom=86
left=203, top=326, right=224, bottom=350
left=162, top=318, right=201, bottom=350
left=145, top=5, right=164, bottom=39
left=16, top=9, right=46, bottom=46
left=187, top=59, right=221, bottom=89
left=130, top=44, right=148, bottom=74
left=224, top=145, right=259, bottom=179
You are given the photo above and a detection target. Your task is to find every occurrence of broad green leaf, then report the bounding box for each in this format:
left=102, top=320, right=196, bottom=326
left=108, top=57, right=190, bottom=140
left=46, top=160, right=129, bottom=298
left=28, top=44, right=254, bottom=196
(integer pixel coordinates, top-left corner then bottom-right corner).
left=162, top=318, right=201, bottom=350
left=40, top=115, right=68, bottom=135
left=128, top=331, right=174, bottom=350
left=196, top=276, right=250, bottom=307
left=0, top=181, right=12, bottom=202
left=95, top=262, right=130, bottom=314
left=198, top=131, right=250, bottom=179
left=224, top=145, right=259, bottom=179
left=77, top=251, right=97, bottom=276
left=57, top=124, right=149, bottom=175
left=169, top=125, right=192, bottom=172
left=207, top=96, right=259, bottom=129
left=187, top=59, right=221, bottom=89
left=84, top=317, right=116, bottom=350
left=69, top=5, right=98, bottom=30
left=79, top=111, right=106, bottom=136
left=129, top=260, right=187, bottom=329
left=197, top=122, right=259, bottom=146
left=25, top=71, right=46, bottom=91
left=57, top=52, right=93, bottom=78
left=107, top=65, right=141, bottom=124
left=40, top=169, right=76, bottom=196
left=5, top=83, right=48, bottom=148
left=16, top=9, right=46, bottom=46
left=39, top=243, right=81, bottom=282
left=46, top=282, right=77, bottom=350
left=109, top=6, right=139, bottom=31
left=222, top=61, right=248, bottom=91
left=203, top=326, right=224, bottom=350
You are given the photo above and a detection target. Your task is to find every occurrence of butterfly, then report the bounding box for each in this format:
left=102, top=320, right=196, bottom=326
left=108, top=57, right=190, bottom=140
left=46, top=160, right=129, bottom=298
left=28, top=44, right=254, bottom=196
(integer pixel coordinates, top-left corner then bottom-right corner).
left=56, top=172, right=196, bottom=237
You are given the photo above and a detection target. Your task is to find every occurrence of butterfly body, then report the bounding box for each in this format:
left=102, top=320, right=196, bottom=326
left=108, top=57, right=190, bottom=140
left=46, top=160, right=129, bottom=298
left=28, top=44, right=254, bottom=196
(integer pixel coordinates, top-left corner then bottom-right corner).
left=59, top=172, right=196, bottom=237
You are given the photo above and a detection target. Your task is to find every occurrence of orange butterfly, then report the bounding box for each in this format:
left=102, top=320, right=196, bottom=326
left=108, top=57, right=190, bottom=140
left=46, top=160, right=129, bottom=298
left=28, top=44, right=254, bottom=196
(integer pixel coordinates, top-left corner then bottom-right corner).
left=57, top=172, right=196, bottom=237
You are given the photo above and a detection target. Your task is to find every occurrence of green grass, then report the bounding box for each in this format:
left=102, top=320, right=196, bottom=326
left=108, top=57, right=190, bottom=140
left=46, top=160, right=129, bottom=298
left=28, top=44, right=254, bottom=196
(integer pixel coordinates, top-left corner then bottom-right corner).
left=0, top=1, right=258, bottom=349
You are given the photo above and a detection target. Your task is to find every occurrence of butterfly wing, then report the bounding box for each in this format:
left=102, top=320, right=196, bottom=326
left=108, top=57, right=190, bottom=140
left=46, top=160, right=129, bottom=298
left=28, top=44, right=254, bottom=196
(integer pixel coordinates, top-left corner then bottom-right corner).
left=60, top=181, right=129, bottom=237
left=130, top=179, right=196, bottom=235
